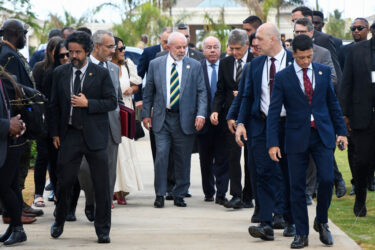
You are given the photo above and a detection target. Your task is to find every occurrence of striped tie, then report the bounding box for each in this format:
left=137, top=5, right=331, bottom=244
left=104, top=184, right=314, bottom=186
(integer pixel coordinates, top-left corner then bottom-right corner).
left=170, top=62, right=180, bottom=111
left=235, top=59, right=243, bottom=84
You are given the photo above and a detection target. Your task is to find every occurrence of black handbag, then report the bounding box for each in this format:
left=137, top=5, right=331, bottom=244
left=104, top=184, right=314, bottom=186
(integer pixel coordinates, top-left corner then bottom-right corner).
left=134, top=120, right=145, bottom=140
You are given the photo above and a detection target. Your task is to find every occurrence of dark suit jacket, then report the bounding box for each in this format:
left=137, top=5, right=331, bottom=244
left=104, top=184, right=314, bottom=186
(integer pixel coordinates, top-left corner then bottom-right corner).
left=237, top=51, right=294, bottom=137
left=266, top=62, right=347, bottom=153
left=49, top=62, right=117, bottom=151
left=0, top=78, right=10, bottom=168
left=0, top=42, right=33, bottom=88
left=313, top=30, right=342, bottom=90
left=340, top=39, right=374, bottom=130
left=213, top=53, right=252, bottom=119
left=338, top=42, right=354, bottom=71
left=331, top=35, right=343, bottom=51
left=29, top=49, right=45, bottom=69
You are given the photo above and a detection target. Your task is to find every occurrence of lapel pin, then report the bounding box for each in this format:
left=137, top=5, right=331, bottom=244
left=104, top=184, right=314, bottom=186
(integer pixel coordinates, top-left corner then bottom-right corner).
left=319, top=71, right=322, bottom=75
left=186, top=65, right=190, bottom=69
left=288, top=61, right=292, bottom=65
left=111, top=68, right=114, bottom=71
left=191, top=52, right=195, bottom=56
left=89, top=72, right=93, bottom=76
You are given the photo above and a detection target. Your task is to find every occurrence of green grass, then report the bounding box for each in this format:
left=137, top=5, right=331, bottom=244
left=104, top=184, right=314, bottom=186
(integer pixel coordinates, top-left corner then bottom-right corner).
left=330, top=150, right=375, bottom=250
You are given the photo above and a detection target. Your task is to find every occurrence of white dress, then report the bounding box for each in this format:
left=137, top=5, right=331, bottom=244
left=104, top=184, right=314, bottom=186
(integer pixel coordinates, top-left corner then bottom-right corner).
left=114, top=59, right=143, bottom=193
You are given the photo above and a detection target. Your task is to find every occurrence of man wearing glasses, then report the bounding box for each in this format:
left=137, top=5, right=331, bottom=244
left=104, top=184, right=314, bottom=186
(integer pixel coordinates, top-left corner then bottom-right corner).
left=78, top=30, right=124, bottom=220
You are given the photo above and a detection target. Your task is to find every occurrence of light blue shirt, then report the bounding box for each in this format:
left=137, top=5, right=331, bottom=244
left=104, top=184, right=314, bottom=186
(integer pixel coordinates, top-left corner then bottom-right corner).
left=206, top=59, right=219, bottom=86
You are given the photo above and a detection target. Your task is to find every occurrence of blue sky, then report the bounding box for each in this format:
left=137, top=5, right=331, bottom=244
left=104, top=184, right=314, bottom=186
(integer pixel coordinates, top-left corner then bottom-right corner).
left=26, top=0, right=375, bottom=24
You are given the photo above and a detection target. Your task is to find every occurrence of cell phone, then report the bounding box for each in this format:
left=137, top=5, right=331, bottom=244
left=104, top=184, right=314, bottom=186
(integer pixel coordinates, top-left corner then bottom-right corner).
left=338, top=141, right=345, bottom=150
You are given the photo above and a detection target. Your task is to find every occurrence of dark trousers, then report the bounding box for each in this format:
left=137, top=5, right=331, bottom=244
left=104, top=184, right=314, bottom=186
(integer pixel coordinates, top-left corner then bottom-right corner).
left=288, top=128, right=334, bottom=235
left=0, top=145, right=24, bottom=227
left=351, top=114, right=375, bottom=200
left=19, top=141, right=31, bottom=190
left=34, top=137, right=50, bottom=196
left=243, top=144, right=253, bottom=202
left=246, top=139, right=258, bottom=207
left=47, top=138, right=58, bottom=192
left=55, top=128, right=111, bottom=237
left=197, top=124, right=229, bottom=198
left=225, top=129, right=243, bottom=198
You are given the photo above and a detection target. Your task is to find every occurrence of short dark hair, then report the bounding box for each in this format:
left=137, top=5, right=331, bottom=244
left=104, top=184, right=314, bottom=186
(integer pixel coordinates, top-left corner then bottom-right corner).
left=353, top=18, right=369, bottom=27
left=61, top=26, right=74, bottom=33
left=65, top=31, right=93, bottom=53
left=243, top=15, right=262, bottom=28
left=176, top=23, right=188, bottom=30
left=48, top=28, right=62, bottom=39
left=76, top=27, right=92, bottom=36
left=53, top=40, right=67, bottom=68
left=312, top=10, right=324, bottom=20
left=292, top=6, right=313, bottom=19
left=292, top=34, right=313, bottom=53
left=249, top=32, right=256, bottom=45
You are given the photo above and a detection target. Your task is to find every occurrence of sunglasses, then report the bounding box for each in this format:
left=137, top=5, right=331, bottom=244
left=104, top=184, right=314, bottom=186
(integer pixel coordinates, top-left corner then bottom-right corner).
left=58, top=53, right=69, bottom=59
left=117, top=46, right=126, bottom=52
left=350, top=25, right=367, bottom=31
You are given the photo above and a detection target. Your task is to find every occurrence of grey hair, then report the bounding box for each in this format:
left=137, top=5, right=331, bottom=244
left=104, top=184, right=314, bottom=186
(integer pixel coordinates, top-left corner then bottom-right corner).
left=202, top=36, right=221, bottom=50
left=92, top=30, right=113, bottom=44
left=294, top=17, right=314, bottom=32
left=227, top=29, right=249, bottom=46
left=167, top=32, right=187, bottom=45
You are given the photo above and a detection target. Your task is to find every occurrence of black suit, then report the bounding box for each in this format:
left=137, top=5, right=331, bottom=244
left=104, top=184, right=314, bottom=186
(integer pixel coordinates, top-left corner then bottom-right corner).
left=0, top=77, right=24, bottom=228
left=49, top=62, right=117, bottom=236
left=213, top=53, right=252, bottom=199
left=197, top=59, right=229, bottom=199
left=340, top=39, right=375, bottom=204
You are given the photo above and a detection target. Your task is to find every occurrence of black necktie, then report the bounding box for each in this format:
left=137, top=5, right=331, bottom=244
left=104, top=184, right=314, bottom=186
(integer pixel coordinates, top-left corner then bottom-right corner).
left=71, top=70, right=83, bottom=129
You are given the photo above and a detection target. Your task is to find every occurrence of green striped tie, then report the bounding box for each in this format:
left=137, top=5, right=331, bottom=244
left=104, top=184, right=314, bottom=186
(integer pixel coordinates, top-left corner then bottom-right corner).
left=170, top=62, right=180, bottom=111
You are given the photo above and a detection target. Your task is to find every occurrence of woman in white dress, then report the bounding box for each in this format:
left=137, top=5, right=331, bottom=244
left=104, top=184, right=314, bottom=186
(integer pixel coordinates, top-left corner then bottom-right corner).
left=111, top=37, right=144, bottom=205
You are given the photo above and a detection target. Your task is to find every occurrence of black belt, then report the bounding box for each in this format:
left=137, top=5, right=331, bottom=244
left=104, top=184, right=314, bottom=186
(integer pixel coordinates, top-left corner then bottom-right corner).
left=166, top=108, right=179, bottom=113
left=260, top=111, right=286, bottom=122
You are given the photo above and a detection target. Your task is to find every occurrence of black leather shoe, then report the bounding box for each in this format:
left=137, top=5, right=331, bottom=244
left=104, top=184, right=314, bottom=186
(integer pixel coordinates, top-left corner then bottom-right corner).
left=98, top=234, right=110, bottom=243
left=243, top=200, right=254, bottom=208
left=50, top=221, right=64, bottom=238
left=251, top=206, right=260, bottom=223
left=313, top=220, right=333, bottom=245
left=204, top=196, right=214, bottom=202
left=23, top=202, right=44, bottom=216
left=154, top=196, right=164, bottom=208
left=224, top=197, right=243, bottom=209
left=335, top=179, right=347, bottom=198
left=66, top=211, right=77, bottom=222
left=165, top=193, right=174, bottom=200
left=283, top=223, right=296, bottom=237
left=185, top=192, right=192, bottom=198
left=368, top=177, right=375, bottom=191
left=248, top=223, right=274, bottom=241
left=0, top=225, right=12, bottom=242
left=85, top=205, right=95, bottom=222
left=45, top=183, right=53, bottom=191
left=215, top=196, right=227, bottom=206
left=306, top=194, right=313, bottom=206
left=350, top=185, right=355, bottom=195
left=353, top=202, right=367, bottom=217
left=291, top=235, right=308, bottom=248
left=174, top=197, right=187, bottom=207
left=3, top=227, right=27, bottom=246
left=273, top=214, right=286, bottom=229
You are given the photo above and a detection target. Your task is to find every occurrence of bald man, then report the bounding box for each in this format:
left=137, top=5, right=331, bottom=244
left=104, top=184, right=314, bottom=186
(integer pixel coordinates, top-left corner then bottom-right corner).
left=236, top=23, right=295, bottom=241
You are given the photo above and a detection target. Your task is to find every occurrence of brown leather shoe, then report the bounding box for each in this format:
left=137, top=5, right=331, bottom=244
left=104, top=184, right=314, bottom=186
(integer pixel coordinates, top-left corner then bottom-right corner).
left=22, top=212, right=36, bottom=217
left=2, top=216, right=37, bottom=224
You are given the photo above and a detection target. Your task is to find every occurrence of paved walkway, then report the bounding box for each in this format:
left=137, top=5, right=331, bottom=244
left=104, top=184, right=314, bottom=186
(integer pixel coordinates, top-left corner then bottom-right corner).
left=3, top=133, right=360, bottom=249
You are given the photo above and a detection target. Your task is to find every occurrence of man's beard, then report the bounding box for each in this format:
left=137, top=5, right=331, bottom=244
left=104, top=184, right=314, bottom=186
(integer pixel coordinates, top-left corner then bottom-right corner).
left=71, top=57, right=86, bottom=68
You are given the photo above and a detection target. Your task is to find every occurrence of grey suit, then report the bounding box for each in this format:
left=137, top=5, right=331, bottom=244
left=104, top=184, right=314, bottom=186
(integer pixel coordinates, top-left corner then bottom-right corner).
left=142, top=54, right=207, bottom=198
left=156, top=48, right=205, bottom=61
left=79, top=60, right=123, bottom=206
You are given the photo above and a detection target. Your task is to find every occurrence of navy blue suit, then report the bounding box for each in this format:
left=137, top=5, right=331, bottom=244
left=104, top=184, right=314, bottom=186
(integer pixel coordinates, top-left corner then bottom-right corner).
left=135, top=44, right=161, bottom=102
left=266, top=62, right=347, bottom=235
left=197, top=59, right=229, bottom=199
left=237, top=51, right=294, bottom=224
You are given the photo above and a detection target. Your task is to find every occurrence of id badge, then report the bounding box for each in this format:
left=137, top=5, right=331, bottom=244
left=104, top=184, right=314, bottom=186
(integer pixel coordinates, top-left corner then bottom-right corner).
left=372, top=71, right=375, bottom=83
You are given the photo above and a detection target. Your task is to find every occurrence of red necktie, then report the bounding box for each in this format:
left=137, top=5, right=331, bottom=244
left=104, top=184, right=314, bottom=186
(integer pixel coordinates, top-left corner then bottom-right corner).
left=0, top=79, right=9, bottom=119
left=269, top=57, right=276, bottom=95
left=303, top=68, right=316, bottom=128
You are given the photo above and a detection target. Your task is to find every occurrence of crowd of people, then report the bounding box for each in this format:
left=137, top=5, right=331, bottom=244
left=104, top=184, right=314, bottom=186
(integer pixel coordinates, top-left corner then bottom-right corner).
left=0, top=4, right=374, bottom=249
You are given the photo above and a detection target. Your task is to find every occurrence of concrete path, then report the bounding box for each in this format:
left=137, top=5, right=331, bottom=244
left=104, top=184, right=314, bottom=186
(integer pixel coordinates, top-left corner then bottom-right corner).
left=2, top=133, right=360, bottom=249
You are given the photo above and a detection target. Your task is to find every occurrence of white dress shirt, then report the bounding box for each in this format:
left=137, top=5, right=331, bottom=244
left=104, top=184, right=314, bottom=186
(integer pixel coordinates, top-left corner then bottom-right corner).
left=260, top=49, right=287, bottom=116
left=166, top=53, right=183, bottom=109
left=206, top=59, right=219, bottom=87
left=89, top=55, right=107, bottom=68
left=294, top=61, right=315, bottom=121
left=233, top=51, right=248, bottom=81
left=69, top=60, right=89, bottom=124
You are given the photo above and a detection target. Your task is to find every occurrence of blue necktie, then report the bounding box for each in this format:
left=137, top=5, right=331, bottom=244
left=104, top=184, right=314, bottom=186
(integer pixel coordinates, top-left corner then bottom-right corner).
left=210, top=64, right=217, bottom=106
